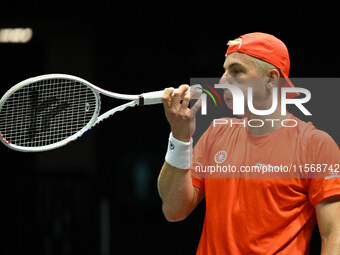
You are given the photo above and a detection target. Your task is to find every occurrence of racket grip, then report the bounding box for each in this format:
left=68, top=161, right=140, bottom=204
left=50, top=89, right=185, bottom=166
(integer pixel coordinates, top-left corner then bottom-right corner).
left=140, top=84, right=202, bottom=105
left=140, top=90, right=164, bottom=105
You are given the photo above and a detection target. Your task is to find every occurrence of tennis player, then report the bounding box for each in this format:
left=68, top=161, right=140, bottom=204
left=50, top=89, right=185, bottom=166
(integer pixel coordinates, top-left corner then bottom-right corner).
left=158, top=32, right=340, bottom=254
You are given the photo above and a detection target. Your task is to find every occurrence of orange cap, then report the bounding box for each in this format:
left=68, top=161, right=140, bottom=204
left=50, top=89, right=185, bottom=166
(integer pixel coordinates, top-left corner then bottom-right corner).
left=226, top=32, right=298, bottom=98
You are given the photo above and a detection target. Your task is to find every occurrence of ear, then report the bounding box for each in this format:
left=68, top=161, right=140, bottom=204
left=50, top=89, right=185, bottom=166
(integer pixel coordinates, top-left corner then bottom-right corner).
left=266, top=69, right=281, bottom=89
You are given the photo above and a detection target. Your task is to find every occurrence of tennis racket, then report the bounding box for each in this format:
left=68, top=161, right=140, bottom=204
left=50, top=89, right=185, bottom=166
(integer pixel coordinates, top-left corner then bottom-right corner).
left=0, top=74, right=202, bottom=152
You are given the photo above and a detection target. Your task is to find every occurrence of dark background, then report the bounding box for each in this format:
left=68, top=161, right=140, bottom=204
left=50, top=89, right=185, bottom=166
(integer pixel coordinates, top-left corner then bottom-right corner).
left=1, top=1, right=339, bottom=254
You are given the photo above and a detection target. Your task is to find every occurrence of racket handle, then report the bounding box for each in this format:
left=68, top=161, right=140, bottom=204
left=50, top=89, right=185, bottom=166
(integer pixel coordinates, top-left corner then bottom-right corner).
left=140, top=84, right=202, bottom=105
left=140, top=90, right=164, bottom=105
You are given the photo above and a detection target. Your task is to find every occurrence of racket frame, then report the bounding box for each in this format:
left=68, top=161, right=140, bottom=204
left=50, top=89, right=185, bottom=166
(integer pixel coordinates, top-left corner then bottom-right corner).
left=0, top=74, right=200, bottom=152
left=0, top=74, right=141, bottom=152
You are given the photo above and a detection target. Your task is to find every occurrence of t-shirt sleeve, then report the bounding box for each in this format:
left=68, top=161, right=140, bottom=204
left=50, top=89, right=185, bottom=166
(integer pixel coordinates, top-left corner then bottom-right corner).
left=307, top=130, right=340, bottom=207
left=190, top=123, right=216, bottom=192
left=192, top=176, right=205, bottom=191
left=191, top=133, right=207, bottom=192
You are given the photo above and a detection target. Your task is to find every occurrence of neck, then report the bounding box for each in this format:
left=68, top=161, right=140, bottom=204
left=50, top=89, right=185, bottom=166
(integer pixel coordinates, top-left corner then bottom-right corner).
left=246, top=108, right=291, bottom=136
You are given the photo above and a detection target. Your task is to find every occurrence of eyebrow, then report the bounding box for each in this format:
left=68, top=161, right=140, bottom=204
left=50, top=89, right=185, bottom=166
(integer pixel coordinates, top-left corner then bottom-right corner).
left=223, top=62, right=246, bottom=71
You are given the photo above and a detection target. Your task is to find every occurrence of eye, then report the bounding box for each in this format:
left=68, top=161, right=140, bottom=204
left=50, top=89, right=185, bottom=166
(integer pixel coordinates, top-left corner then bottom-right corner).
left=231, top=68, right=242, bottom=75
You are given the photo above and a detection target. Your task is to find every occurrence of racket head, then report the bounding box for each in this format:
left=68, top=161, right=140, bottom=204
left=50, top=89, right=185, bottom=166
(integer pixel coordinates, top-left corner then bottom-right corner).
left=0, top=74, right=100, bottom=152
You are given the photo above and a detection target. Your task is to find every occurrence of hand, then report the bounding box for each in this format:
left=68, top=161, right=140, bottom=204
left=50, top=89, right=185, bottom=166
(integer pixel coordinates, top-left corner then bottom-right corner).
left=162, top=85, right=202, bottom=142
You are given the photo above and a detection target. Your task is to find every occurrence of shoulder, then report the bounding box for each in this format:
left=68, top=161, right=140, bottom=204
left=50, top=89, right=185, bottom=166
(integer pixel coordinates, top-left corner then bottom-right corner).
left=294, top=117, right=336, bottom=145
left=293, top=117, right=340, bottom=162
left=293, top=117, right=316, bottom=137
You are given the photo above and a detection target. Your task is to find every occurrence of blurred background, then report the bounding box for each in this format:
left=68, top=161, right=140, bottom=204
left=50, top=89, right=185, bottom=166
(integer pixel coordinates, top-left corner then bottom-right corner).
left=1, top=1, right=339, bottom=254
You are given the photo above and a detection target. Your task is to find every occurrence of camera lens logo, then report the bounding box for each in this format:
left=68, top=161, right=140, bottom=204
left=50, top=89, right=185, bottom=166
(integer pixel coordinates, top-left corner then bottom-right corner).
left=198, top=84, right=223, bottom=115
left=198, top=84, right=223, bottom=107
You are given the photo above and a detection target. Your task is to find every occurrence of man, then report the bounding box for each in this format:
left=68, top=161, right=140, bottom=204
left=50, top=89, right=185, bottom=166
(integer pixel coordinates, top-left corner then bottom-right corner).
left=158, top=32, right=340, bottom=254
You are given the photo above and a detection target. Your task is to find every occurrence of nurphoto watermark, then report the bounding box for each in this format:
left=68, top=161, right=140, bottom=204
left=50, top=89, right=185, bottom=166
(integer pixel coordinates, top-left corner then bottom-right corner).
left=189, top=78, right=340, bottom=179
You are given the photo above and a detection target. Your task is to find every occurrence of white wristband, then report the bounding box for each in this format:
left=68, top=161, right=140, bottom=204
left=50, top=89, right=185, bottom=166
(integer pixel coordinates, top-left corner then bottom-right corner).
left=165, top=132, right=193, bottom=170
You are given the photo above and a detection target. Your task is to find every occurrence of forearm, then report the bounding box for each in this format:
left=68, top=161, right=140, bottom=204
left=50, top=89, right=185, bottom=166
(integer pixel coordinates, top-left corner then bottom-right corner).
left=321, top=230, right=340, bottom=255
left=158, top=161, right=197, bottom=222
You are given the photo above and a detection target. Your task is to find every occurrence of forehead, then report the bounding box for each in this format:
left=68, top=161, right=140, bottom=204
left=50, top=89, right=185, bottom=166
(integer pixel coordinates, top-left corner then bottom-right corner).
left=223, top=52, right=255, bottom=69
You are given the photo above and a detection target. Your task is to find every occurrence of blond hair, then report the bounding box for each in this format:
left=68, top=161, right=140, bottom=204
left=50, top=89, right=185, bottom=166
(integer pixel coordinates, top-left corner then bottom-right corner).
left=227, top=38, right=243, bottom=47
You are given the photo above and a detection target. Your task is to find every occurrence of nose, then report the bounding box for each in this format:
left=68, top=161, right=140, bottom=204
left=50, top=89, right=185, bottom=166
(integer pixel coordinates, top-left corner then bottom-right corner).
left=219, top=70, right=232, bottom=85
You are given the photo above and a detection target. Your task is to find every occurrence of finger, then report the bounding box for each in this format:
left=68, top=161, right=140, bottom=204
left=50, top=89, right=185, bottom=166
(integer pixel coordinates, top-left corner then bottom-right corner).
left=173, top=84, right=190, bottom=97
left=172, top=84, right=189, bottom=107
left=162, top=87, right=175, bottom=108
left=190, top=97, right=202, bottom=117
left=190, top=87, right=196, bottom=98
left=190, top=84, right=201, bottom=98
left=179, top=93, right=190, bottom=114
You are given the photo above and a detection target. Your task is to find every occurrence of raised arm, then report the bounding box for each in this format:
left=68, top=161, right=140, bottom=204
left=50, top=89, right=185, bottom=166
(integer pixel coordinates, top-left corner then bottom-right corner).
left=157, top=85, right=204, bottom=222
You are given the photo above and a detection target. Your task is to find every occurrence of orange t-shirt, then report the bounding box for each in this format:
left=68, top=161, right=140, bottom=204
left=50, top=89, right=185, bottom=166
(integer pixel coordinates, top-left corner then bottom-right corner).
left=191, top=115, right=340, bottom=254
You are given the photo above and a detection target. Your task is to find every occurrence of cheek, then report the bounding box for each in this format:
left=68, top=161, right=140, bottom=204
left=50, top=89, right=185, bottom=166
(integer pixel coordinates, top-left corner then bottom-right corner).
left=247, top=81, right=267, bottom=100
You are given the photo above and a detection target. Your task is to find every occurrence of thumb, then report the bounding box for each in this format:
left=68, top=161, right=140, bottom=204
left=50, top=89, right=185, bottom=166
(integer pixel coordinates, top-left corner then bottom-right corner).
left=190, top=97, right=202, bottom=117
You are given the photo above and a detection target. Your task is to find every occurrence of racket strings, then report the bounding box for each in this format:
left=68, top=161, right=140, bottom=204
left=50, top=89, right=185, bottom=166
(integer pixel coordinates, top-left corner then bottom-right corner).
left=0, top=78, right=97, bottom=147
